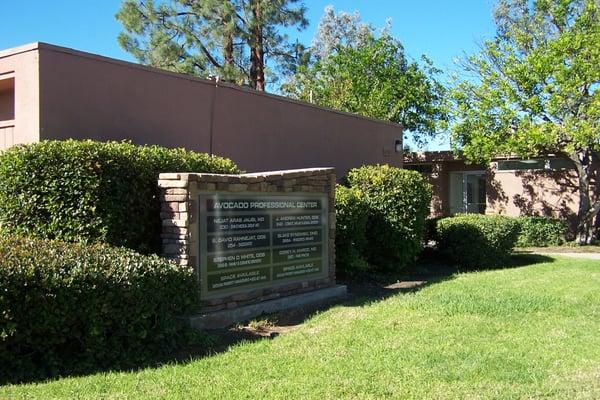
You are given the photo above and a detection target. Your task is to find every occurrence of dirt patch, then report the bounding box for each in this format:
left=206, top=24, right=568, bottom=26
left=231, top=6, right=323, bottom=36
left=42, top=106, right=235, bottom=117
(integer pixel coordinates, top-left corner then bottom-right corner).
left=208, top=297, right=342, bottom=347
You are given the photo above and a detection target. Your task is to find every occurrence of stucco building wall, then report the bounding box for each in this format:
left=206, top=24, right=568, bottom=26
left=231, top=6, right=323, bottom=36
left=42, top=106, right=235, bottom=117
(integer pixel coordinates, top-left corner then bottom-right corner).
left=0, top=44, right=41, bottom=149
left=405, top=151, right=582, bottom=228
left=0, top=43, right=403, bottom=176
left=486, top=166, right=580, bottom=227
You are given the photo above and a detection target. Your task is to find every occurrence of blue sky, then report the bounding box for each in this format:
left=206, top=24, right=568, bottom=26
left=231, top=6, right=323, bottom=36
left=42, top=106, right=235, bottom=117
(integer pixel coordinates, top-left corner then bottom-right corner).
left=0, top=0, right=498, bottom=150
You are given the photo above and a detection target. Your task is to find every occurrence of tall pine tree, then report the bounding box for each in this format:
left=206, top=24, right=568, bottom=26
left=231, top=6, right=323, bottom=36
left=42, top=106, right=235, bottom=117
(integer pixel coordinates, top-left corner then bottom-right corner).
left=116, top=0, right=307, bottom=91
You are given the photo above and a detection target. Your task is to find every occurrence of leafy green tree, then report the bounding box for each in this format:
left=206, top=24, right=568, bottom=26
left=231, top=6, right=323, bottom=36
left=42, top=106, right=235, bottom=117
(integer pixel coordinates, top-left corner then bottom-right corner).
left=283, top=33, right=447, bottom=144
left=448, top=0, right=600, bottom=243
left=116, top=0, right=307, bottom=91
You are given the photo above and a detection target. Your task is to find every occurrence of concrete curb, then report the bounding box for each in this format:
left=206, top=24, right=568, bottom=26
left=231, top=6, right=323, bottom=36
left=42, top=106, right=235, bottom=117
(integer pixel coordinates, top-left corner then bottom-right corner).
left=188, top=285, right=347, bottom=330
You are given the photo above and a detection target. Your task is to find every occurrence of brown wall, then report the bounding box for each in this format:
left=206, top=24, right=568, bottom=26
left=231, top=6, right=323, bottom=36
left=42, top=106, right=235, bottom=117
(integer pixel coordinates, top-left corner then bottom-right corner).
left=33, top=44, right=402, bottom=175
left=38, top=46, right=212, bottom=152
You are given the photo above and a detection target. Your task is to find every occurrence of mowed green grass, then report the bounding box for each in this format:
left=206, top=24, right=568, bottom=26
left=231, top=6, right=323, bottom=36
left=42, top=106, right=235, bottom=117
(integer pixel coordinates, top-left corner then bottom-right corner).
left=3, top=257, right=600, bottom=399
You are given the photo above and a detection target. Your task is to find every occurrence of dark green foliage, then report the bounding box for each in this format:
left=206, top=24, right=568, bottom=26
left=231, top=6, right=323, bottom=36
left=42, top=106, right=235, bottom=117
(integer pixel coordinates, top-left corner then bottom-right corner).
left=436, top=214, right=520, bottom=269
left=424, top=216, right=443, bottom=244
left=0, top=235, right=199, bottom=383
left=0, top=140, right=239, bottom=253
left=334, top=185, right=369, bottom=275
left=345, top=165, right=432, bottom=270
left=515, top=216, right=568, bottom=247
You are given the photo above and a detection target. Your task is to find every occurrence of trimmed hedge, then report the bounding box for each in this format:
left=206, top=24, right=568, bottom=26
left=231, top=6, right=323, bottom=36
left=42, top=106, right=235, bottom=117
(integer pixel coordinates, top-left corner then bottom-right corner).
left=515, top=216, right=568, bottom=247
left=436, top=214, right=520, bottom=269
left=335, top=185, right=369, bottom=275
left=0, top=235, right=199, bottom=383
left=345, top=165, right=432, bottom=269
left=0, top=140, right=239, bottom=254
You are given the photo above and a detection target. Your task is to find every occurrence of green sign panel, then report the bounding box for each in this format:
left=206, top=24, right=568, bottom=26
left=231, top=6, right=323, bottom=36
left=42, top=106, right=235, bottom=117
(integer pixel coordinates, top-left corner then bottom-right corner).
left=273, top=244, right=322, bottom=264
left=273, top=259, right=323, bottom=280
left=207, top=214, right=270, bottom=233
left=199, top=193, right=328, bottom=299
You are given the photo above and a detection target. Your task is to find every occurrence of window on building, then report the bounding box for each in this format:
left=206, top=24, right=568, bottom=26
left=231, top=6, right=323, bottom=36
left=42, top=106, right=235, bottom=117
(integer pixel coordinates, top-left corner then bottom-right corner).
left=548, top=158, right=574, bottom=170
left=0, top=77, right=15, bottom=121
left=395, top=139, right=402, bottom=153
left=497, top=158, right=574, bottom=171
left=404, top=164, right=433, bottom=174
left=497, top=159, right=546, bottom=171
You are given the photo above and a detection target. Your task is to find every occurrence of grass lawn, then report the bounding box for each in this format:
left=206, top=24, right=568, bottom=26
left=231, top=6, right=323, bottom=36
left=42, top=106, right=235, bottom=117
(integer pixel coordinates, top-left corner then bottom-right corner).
left=3, top=256, right=600, bottom=399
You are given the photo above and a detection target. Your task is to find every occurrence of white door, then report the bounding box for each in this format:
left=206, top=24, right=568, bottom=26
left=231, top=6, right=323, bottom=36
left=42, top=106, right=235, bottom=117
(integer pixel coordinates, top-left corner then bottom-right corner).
left=449, top=172, right=465, bottom=214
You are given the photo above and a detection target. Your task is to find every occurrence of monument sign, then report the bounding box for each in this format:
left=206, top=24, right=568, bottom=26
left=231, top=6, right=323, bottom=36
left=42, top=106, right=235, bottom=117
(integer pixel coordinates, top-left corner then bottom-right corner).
left=158, top=168, right=339, bottom=321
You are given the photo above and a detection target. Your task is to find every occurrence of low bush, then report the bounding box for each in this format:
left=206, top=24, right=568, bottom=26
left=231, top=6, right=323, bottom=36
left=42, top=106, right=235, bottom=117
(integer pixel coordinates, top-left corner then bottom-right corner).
left=0, top=235, right=199, bottom=383
left=335, top=185, right=369, bottom=275
left=0, top=140, right=239, bottom=254
left=345, top=165, right=432, bottom=270
left=515, top=216, right=568, bottom=247
left=436, top=214, right=520, bottom=269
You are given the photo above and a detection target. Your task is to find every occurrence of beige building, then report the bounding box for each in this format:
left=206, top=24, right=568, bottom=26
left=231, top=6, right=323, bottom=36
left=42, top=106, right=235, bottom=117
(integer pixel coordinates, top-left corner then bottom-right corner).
left=404, top=151, right=581, bottom=228
left=0, top=42, right=403, bottom=175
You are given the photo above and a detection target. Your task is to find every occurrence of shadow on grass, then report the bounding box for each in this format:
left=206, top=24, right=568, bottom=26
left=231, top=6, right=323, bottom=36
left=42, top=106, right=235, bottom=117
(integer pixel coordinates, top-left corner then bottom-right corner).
left=343, top=252, right=555, bottom=306
left=508, top=253, right=556, bottom=267
left=5, top=252, right=555, bottom=386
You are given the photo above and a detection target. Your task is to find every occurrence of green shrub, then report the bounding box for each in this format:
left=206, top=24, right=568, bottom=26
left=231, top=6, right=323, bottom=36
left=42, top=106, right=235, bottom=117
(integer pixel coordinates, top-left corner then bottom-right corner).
left=436, top=214, right=520, bottom=269
left=345, top=165, right=432, bottom=269
left=335, top=185, right=369, bottom=275
left=0, top=140, right=239, bottom=253
left=515, top=216, right=568, bottom=247
left=0, top=235, right=199, bottom=383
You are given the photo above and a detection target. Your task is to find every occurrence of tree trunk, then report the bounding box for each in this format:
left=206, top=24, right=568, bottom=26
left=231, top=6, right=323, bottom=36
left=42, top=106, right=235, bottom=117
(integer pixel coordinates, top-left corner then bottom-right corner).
left=223, top=32, right=234, bottom=67
left=249, top=0, right=265, bottom=91
left=569, top=150, right=598, bottom=244
left=577, top=185, right=593, bottom=245
left=218, top=6, right=235, bottom=82
left=222, top=8, right=234, bottom=67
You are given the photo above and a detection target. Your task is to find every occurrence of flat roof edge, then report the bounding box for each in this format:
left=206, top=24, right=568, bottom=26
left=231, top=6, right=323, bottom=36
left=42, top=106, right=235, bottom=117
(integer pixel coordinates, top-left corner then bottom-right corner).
left=403, top=151, right=569, bottom=164
left=0, top=42, right=41, bottom=59
left=3, top=42, right=402, bottom=129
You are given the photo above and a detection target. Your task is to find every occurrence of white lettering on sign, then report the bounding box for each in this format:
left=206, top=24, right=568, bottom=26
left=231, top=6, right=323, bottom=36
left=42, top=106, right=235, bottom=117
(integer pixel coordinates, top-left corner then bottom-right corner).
left=213, top=200, right=319, bottom=210
left=213, top=201, right=250, bottom=210
left=200, top=193, right=329, bottom=298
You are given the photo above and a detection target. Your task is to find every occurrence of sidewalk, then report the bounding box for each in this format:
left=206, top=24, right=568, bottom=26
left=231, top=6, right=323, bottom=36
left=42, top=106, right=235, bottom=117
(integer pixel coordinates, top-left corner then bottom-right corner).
left=536, top=252, right=600, bottom=260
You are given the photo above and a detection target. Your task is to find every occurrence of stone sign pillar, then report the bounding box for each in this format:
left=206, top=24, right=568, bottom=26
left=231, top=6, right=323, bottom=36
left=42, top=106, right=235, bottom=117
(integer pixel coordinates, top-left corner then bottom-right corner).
left=158, top=168, right=342, bottom=325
